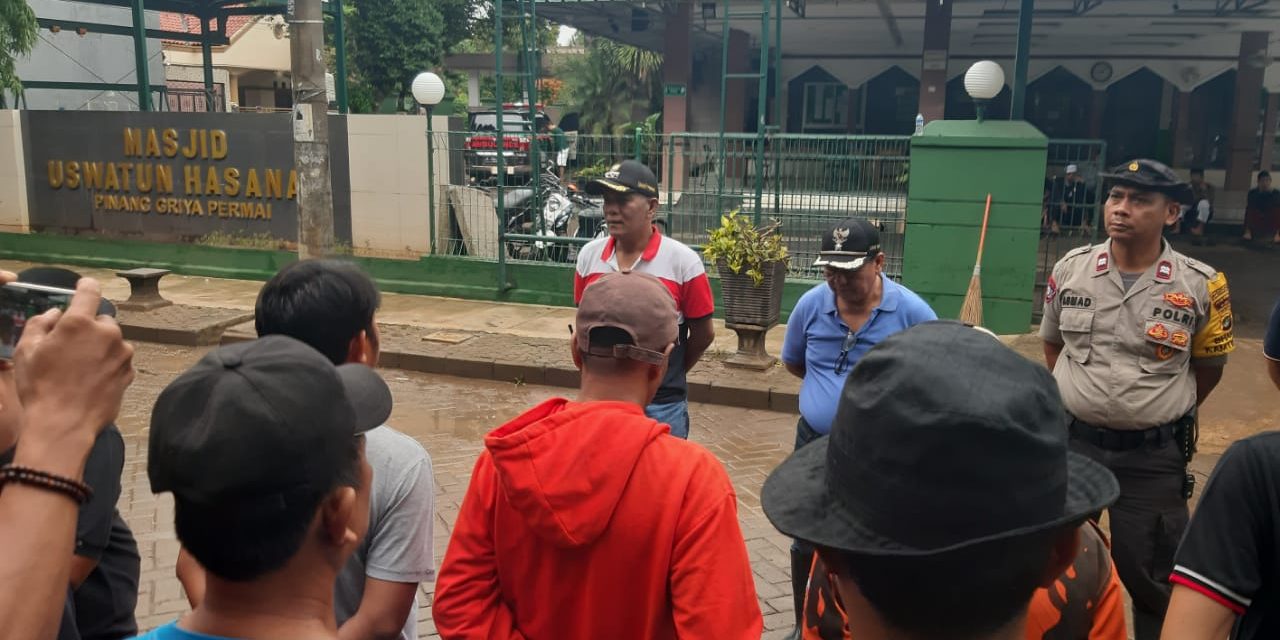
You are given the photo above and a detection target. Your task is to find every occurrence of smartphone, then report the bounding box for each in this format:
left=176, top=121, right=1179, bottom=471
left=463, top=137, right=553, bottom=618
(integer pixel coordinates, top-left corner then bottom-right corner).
left=0, top=282, right=76, bottom=360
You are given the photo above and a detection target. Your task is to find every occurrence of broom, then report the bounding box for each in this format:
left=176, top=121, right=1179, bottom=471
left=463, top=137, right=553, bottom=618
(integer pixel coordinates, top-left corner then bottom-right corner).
left=958, top=193, right=993, bottom=326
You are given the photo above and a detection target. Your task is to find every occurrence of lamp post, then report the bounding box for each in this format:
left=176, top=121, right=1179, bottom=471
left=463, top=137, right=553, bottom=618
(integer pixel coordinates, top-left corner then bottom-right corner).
left=412, top=72, right=446, bottom=254
left=964, top=61, right=1004, bottom=123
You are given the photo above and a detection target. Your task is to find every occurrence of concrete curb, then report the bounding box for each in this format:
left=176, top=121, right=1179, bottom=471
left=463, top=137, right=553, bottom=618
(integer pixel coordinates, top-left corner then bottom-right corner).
left=119, top=313, right=801, bottom=414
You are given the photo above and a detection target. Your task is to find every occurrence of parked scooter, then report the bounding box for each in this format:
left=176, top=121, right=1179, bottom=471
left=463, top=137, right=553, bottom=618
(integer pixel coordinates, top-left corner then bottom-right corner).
left=502, top=163, right=602, bottom=262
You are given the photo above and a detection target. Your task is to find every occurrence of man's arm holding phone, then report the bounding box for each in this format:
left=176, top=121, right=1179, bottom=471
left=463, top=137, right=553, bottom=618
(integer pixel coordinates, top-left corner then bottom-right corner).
left=0, top=277, right=135, bottom=640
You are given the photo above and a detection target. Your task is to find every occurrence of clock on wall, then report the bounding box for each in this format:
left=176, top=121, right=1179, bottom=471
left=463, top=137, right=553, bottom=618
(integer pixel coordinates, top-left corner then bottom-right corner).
left=1090, top=61, right=1114, bottom=83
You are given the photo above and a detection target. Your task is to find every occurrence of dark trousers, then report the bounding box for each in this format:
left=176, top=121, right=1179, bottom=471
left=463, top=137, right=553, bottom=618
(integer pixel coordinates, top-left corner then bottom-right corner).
left=789, top=417, right=823, bottom=631
left=1069, top=433, right=1189, bottom=640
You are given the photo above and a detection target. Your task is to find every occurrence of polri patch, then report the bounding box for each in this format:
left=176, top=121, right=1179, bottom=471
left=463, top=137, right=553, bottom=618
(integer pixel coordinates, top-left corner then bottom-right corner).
left=1147, top=323, right=1170, bottom=341
left=1163, top=292, right=1193, bottom=309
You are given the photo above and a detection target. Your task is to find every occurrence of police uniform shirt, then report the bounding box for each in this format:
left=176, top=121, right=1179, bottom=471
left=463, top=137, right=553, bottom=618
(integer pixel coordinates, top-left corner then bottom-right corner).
left=1170, top=432, right=1280, bottom=639
left=1040, top=239, right=1234, bottom=430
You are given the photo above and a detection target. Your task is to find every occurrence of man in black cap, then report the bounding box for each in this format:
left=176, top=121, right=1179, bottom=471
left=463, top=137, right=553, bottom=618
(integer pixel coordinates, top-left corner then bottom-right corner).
left=763, top=321, right=1120, bottom=640
left=134, top=335, right=392, bottom=640
left=176, top=259, right=435, bottom=640
left=1040, top=158, right=1234, bottom=639
left=573, top=160, right=715, bottom=439
left=0, top=267, right=139, bottom=640
left=779, top=216, right=935, bottom=628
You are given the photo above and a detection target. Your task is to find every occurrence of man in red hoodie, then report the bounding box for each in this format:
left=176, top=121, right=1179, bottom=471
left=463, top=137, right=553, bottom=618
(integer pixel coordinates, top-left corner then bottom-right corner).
left=432, top=271, right=762, bottom=639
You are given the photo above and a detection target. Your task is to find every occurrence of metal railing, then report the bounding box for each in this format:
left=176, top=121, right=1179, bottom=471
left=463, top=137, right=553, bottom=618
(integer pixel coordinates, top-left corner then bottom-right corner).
left=663, top=133, right=909, bottom=281
left=435, top=129, right=912, bottom=284
left=1034, top=139, right=1107, bottom=322
left=436, top=130, right=638, bottom=262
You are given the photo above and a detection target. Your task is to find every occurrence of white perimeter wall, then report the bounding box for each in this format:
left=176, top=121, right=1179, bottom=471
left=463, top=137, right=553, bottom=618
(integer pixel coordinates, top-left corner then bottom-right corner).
left=346, top=114, right=449, bottom=257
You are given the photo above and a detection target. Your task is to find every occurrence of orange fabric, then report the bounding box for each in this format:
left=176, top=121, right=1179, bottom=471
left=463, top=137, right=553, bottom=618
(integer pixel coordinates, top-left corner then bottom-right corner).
left=803, top=523, right=1126, bottom=640
left=432, top=398, right=762, bottom=640
left=1024, top=524, right=1126, bottom=640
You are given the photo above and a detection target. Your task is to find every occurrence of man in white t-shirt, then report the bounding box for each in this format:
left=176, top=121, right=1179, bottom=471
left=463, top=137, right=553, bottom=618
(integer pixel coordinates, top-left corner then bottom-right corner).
left=176, top=259, right=434, bottom=640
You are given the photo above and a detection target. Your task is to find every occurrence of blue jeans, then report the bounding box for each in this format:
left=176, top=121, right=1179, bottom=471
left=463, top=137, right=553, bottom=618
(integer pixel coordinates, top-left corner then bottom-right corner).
left=646, top=399, right=690, bottom=439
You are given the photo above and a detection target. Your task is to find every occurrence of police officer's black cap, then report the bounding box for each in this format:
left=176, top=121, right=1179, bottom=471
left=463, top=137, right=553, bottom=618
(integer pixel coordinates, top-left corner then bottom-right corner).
left=1101, top=158, right=1194, bottom=205
left=585, top=160, right=659, bottom=199
left=761, top=321, right=1120, bottom=557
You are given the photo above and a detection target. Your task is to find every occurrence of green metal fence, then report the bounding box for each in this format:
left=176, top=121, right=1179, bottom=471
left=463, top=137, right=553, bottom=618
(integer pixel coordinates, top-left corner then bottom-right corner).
left=435, top=129, right=912, bottom=282
left=435, top=130, right=639, bottom=262
left=662, top=133, right=910, bottom=280
left=1035, top=139, right=1107, bottom=322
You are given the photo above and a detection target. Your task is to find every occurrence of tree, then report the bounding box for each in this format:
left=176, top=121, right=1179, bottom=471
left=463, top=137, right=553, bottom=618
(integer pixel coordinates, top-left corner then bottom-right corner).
left=457, top=1, right=557, bottom=54
left=596, top=39, right=662, bottom=84
left=560, top=37, right=662, bottom=135
left=0, top=0, right=36, bottom=104
left=345, top=0, right=472, bottom=110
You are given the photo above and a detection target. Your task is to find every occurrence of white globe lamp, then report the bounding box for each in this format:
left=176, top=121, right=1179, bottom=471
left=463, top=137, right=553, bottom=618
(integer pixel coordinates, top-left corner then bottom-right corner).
left=411, top=71, right=446, bottom=255
left=964, top=61, right=1005, bottom=122
left=411, top=71, right=445, bottom=106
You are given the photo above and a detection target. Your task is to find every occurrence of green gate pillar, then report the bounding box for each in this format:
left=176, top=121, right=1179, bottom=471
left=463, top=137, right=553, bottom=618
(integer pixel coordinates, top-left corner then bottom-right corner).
left=902, top=120, right=1047, bottom=335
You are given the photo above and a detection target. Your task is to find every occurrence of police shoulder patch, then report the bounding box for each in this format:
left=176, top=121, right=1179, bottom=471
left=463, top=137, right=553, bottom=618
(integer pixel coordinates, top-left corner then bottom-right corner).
left=1056, top=244, right=1099, bottom=271
left=1062, top=244, right=1095, bottom=261
left=1181, top=256, right=1217, bottom=279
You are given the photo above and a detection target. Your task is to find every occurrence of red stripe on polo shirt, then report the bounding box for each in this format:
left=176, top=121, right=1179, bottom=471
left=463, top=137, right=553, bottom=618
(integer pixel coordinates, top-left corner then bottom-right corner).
left=601, top=226, right=663, bottom=262
left=1170, top=573, right=1248, bottom=615
left=574, top=231, right=713, bottom=323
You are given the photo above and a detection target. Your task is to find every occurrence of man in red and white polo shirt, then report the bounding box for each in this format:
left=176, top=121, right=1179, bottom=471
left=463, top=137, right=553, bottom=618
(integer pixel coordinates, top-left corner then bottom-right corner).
left=574, top=160, right=715, bottom=439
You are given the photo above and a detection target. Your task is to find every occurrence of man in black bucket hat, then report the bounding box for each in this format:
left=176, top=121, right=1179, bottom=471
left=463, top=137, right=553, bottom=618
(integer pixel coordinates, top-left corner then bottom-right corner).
left=762, top=321, right=1120, bottom=640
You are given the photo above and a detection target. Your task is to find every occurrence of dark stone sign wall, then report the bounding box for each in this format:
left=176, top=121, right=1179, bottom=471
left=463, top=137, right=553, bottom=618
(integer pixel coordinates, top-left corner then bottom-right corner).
left=24, top=111, right=352, bottom=243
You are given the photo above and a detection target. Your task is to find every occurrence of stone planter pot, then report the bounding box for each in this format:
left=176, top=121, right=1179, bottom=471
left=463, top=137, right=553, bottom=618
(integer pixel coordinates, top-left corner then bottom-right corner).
left=717, top=260, right=786, bottom=326
left=715, top=259, right=786, bottom=370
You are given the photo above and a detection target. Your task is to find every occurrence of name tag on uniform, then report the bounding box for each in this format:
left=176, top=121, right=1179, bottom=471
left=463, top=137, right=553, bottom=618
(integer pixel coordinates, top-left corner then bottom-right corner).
left=1060, top=294, right=1093, bottom=308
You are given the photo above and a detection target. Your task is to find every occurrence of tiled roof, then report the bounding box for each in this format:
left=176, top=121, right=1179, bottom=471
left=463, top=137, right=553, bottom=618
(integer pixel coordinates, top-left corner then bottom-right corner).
left=158, top=9, right=256, bottom=46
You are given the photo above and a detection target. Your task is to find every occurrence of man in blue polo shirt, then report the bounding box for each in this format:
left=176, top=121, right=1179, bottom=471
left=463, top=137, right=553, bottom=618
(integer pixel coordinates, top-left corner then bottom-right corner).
left=780, top=216, right=936, bottom=633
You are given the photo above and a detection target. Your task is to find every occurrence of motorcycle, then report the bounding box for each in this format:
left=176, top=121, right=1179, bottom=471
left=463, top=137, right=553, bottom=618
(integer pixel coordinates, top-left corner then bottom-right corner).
left=502, top=163, right=603, bottom=262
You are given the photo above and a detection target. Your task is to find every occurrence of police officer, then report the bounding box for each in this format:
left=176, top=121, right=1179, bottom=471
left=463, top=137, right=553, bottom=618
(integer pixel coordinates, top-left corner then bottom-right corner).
left=1040, top=159, right=1235, bottom=640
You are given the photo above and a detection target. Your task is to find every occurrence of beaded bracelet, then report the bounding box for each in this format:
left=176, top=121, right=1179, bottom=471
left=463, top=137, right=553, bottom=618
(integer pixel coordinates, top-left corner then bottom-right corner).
left=0, top=464, right=93, bottom=504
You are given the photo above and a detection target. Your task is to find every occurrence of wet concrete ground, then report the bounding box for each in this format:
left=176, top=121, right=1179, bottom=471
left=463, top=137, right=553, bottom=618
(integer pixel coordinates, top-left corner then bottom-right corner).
left=120, top=343, right=802, bottom=639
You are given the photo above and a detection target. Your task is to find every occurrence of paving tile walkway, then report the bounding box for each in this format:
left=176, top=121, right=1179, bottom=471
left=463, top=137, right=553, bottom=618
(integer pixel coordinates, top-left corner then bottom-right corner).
left=118, top=343, right=802, bottom=639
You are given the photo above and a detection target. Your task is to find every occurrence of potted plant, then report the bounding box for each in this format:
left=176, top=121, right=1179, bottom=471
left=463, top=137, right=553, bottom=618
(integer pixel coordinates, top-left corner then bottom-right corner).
left=702, top=211, right=790, bottom=370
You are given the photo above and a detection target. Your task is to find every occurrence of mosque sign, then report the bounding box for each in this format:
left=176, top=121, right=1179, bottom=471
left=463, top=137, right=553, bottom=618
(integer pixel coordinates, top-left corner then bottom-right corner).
left=25, top=111, right=351, bottom=242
